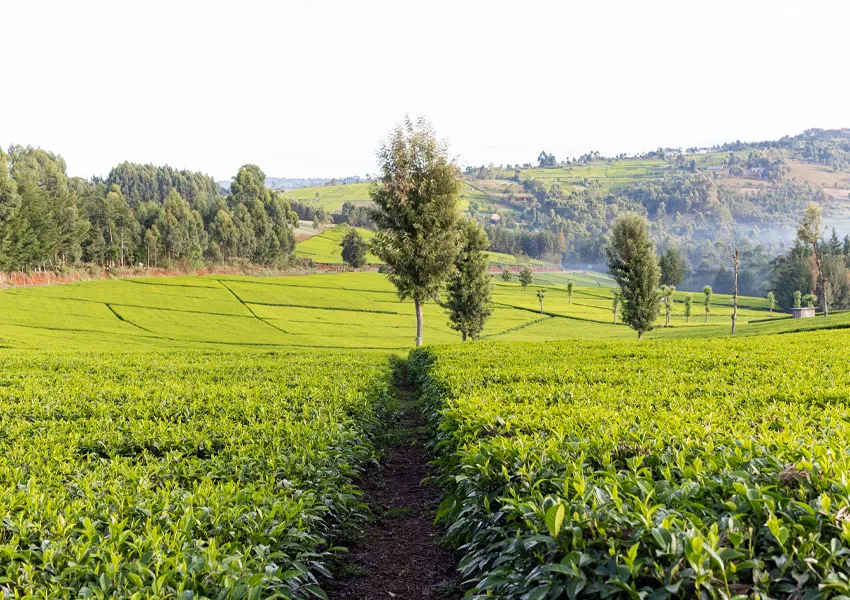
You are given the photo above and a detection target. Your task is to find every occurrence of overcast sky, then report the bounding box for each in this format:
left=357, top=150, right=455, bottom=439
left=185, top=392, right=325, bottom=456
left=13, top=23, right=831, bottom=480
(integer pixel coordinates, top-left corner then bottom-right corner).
left=4, top=0, right=849, bottom=181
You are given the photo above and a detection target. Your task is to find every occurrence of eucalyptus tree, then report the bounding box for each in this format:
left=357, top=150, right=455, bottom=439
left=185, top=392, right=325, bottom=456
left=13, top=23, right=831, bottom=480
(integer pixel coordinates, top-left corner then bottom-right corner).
left=444, top=218, right=493, bottom=341
left=605, top=213, right=661, bottom=339
left=370, top=117, right=462, bottom=347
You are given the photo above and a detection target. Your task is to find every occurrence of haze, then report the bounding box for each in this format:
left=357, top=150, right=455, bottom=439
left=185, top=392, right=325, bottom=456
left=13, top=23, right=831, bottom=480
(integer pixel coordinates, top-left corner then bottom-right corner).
left=4, top=0, right=849, bottom=180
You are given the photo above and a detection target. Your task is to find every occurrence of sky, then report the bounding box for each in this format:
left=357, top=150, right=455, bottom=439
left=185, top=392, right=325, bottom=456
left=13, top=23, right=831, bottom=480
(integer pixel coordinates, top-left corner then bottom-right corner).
left=4, top=0, right=849, bottom=181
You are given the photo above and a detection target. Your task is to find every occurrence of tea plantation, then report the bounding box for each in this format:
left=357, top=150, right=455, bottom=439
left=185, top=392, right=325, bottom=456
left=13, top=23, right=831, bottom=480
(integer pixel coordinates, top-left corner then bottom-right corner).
left=411, top=334, right=850, bottom=598
left=1, top=272, right=850, bottom=598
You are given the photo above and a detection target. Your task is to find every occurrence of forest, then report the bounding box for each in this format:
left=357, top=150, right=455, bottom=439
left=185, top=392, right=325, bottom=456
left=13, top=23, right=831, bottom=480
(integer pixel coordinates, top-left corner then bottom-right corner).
left=0, top=148, right=297, bottom=271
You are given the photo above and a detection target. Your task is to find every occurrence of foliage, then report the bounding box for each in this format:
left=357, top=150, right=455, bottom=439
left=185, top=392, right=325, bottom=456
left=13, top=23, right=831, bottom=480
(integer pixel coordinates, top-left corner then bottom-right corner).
left=411, top=332, right=850, bottom=599
left=0, top=350, right=392, bottom=599
left=659, top=247, right=687, bottom=287
left=606, top=214, right=661, bottom=338
left=501, top=268, right=513, bottom=282
left=443, top=218, right=493, bottom=341
left=340, top=226, right=367, bottom=268
left=518, top=267, right=533, bottom=290
left=369, top=117, right=462, bottom=346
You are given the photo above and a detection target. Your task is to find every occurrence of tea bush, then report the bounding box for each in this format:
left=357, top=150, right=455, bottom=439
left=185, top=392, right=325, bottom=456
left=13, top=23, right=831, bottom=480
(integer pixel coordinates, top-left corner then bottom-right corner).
left=0, top=350, right=391, bottom=599
left=411, top=331, right=850, bottom=598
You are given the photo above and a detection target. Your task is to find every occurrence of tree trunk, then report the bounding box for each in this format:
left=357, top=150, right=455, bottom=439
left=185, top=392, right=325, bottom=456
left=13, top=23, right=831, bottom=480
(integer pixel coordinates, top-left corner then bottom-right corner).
left=414, top=298, right=424, bottom=347
left=461, top=330, right=467, bottom=342
left=731, top=248, right=739, bottom=335
left=813, top=241, right=828, bottom=317
left=613, top=313, right=616, bottom=324
left=638, top=330, right=643, bottom=340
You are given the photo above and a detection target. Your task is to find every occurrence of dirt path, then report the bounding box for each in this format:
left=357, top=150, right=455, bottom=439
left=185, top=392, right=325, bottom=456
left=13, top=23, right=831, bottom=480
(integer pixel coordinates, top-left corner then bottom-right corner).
left=328, top=374, right=461, bottom=599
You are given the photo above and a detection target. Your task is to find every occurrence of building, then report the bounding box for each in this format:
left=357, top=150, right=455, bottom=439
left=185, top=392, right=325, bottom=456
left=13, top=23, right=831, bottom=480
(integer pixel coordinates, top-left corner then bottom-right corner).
left=791, top=307, right=816, bottom=318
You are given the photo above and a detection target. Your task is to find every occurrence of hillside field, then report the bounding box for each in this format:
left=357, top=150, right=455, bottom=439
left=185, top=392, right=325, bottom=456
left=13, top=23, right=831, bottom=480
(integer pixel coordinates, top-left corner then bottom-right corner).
left=0, top=272, right=804, bottom=351
left=295, top=226, right=553, bottom=267
left=1, top=271, right=850, bottom=597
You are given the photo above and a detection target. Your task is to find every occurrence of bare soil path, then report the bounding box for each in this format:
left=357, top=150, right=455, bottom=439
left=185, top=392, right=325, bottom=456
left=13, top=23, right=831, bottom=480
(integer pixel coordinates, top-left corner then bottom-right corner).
left=327, top=372, right=461, bottom=600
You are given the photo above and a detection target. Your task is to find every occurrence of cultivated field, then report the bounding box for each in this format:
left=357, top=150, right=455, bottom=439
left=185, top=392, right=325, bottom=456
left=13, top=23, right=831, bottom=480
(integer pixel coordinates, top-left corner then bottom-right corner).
left=0, top=273, right=799, bottom=351
left=1, top=271, right=849, bottom=598
left=0, top=349, right=392, bottom=599
left=412, top=333, right=850, bottom=598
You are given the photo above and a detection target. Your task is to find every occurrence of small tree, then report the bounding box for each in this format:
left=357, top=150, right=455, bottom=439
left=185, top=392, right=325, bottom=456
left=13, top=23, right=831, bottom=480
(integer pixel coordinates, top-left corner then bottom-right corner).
left=444, top=218, right=493, bottom=341
left=661, top=285, right=676, bottom=327
left=567, top=280, right=574, bottom=303
left=501, top=268, right=513, bottom=282
left=370, top=117, right=462, bottom=347
left=684, top=294, right=692, bottom=323
left=612, top=288, right=621, bottom=324
left=766, top=291, right=775, bottom=315
left=518, top=267, right=533, bottom=291
left=793, top=290, right=802, bottom=308
left=703, top=285, right=712, bottom=322
left=340, top=227, right=367, bottom=268
left=536, top=288, right=546, bottom=313
left=802, top=293, right=817, bottom=308
left=605, top=213, right=661, bottom=339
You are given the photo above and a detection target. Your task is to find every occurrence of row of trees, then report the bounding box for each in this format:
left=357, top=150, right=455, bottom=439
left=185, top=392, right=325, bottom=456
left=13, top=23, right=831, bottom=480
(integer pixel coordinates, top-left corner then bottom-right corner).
left=0, top=146, right=299, bottom=272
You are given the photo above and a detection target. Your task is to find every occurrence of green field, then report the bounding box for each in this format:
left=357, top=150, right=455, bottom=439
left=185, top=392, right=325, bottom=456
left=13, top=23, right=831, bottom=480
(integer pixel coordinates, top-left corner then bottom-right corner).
left=2, top=271, right=849, bottom=598
left=295, top=226, right=382, bottom=264
left=0, top=349, right=392, bottom=599
left=283, top=182, right=475, bottom=214
left=0, top=273, right=801, bottom=351
left=296, top=226, right=552, bottom=267
left=411, top=332, right=850, bottom=598
left=282, top=183, right=371, bottom=213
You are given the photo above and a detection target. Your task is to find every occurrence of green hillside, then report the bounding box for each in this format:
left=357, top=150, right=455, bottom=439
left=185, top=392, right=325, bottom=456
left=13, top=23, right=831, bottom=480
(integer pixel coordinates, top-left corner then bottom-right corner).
left=295, top=226, right=381, bottom=264
left=0, top=272, right=804, bottom=351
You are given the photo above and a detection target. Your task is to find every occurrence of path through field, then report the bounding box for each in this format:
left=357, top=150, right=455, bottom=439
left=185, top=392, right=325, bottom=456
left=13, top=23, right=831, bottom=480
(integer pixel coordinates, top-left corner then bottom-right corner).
left=328, top=370, right=461, bottom=599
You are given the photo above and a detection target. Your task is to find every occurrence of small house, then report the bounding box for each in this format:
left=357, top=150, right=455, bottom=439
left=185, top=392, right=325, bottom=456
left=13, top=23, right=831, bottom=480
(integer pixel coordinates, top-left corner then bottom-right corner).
left=791, top=307, right=816, bottom=318
left=490, top=214, right=501, bottom=224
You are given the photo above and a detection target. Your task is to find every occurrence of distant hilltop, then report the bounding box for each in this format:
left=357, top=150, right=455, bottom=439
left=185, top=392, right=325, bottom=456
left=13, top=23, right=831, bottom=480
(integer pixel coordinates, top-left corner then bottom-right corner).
left=217, top=175, right=364, bottom=193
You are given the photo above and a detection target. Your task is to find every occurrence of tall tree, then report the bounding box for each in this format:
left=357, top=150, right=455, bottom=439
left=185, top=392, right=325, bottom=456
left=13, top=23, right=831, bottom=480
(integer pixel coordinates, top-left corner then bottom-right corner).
left=370, top=118, right=462, bottom=347
left=703, top=285, right=713, bottom=322
left=612, top=288, right=621, bottom=324
left=443, top=218, right=493, bottom=341
left=766, top=291, right=775, bottom=315
left=0, top=149, right=21, bottom=269
left=567, top=280, right=574, bottom=303
left=684, top=294, right=692, bottom=323
left=731, top=248, right=739, bottom=334
left=659, top=247, right=687, bottom=287
left=797, top=203, right=827, bottom=317
left=661, top=285, right=676, bottom=327
left=340, top=226, right=367, bottom=268
left=605, top=213, right=661, bottom=339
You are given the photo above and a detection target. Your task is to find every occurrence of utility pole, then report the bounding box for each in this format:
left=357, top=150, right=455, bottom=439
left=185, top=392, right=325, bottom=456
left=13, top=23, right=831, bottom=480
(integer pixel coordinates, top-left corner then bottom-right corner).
left=731, top=248, right=739, bottom=335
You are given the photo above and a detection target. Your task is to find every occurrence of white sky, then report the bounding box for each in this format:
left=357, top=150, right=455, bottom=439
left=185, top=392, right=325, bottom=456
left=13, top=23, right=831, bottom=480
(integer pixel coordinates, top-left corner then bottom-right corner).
left=3, top=0, right=849, bottom=181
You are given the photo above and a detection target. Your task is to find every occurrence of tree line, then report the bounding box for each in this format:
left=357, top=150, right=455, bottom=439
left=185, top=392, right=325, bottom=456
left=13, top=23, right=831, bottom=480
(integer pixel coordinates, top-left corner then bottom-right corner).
left=0, top=146, right=298, bottom=271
